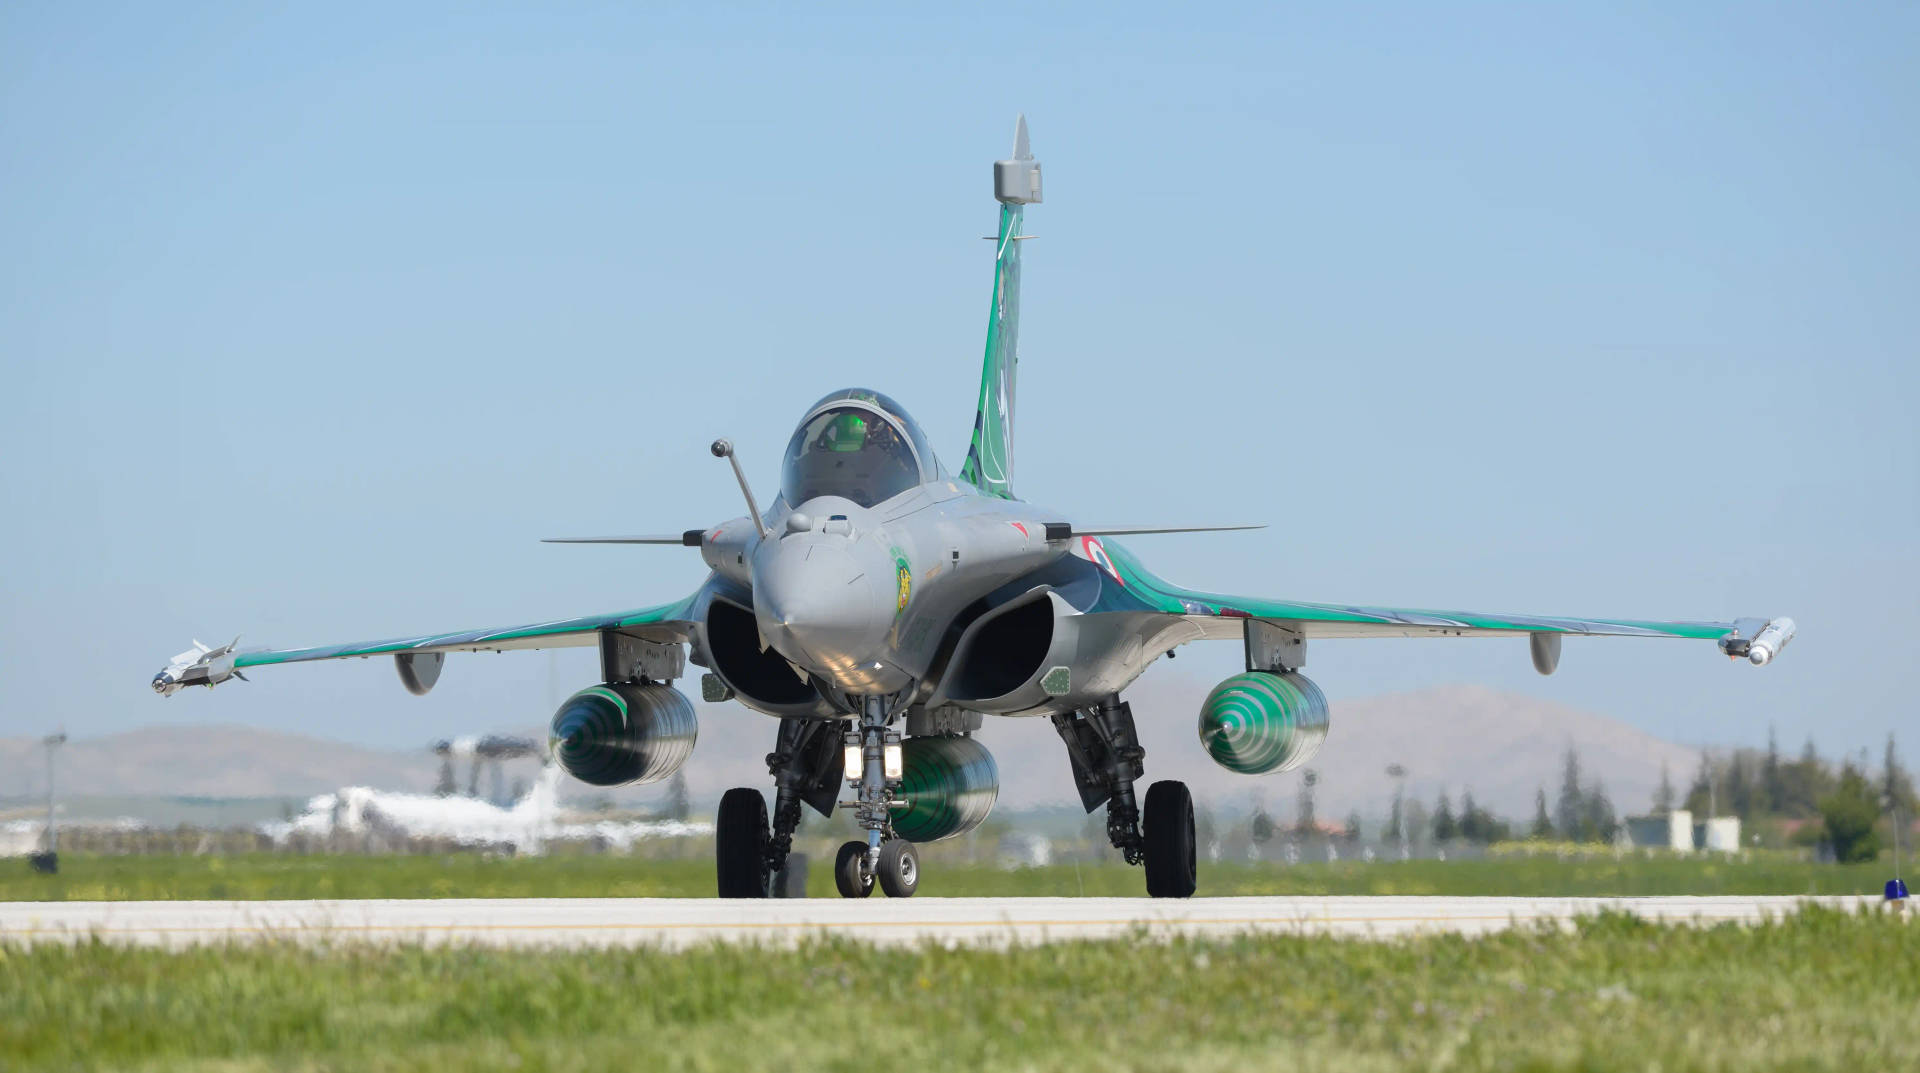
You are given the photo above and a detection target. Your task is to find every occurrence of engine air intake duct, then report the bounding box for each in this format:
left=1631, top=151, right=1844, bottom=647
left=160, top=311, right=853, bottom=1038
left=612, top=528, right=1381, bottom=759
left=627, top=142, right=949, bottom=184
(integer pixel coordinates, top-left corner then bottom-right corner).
left=893, top=735, right=999, bottom=842
left=701, top=599, right=836, bottom=719
left=1197, top=671, right=1329, bottom=775
left=549, top=682, right=698, bottom=787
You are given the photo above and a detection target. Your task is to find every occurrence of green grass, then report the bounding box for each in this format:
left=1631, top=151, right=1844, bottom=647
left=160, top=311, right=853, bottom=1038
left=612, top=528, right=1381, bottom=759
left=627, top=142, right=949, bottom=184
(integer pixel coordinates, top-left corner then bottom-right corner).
left=1, top=850, right=1894, bottom=902
left=2, top=908, right=1913, bottom=1071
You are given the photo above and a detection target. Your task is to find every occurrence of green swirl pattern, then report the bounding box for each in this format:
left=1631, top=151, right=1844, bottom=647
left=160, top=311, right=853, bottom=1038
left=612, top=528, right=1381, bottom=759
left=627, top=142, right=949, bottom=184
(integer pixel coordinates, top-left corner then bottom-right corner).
left=1197, top=671, right=1329, bottom=775
left=893, top=735, right=999, bottom=843
left=548, top=683, right=698, bottom=787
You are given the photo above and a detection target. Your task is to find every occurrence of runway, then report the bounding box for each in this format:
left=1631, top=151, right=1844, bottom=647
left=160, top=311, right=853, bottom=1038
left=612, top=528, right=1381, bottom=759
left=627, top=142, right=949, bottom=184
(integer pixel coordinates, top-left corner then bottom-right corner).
left=0, top=895, right=1875, bottom=949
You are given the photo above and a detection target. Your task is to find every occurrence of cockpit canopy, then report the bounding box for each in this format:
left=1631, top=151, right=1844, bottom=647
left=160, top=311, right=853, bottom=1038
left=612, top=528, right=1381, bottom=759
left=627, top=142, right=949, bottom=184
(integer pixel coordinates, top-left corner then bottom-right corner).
left=781, top=389, right=941, bottom=509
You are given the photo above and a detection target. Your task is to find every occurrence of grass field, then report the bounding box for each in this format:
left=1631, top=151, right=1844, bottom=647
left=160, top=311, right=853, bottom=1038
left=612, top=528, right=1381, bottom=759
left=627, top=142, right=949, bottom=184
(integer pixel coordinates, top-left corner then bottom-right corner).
left=0, top=849, right=1896, bottom=902
left=2, top=907, right=1913, bottom=1071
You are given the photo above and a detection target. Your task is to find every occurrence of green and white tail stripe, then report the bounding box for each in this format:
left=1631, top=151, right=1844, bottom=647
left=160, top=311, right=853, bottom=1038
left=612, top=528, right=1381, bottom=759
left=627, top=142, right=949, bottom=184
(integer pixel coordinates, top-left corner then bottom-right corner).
left=959, top=200, right=1023, bottom=498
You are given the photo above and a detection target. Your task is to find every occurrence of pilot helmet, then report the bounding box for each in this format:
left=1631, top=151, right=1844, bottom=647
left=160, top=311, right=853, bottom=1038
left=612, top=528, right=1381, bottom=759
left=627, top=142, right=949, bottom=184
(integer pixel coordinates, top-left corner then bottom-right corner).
left=821, top=411, right=870, bottom=452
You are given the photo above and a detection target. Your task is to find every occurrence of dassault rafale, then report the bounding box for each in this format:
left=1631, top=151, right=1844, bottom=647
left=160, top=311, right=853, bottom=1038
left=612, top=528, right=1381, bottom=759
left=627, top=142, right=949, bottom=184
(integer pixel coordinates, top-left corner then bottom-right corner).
left=153, top=117, right=1795, bottom=898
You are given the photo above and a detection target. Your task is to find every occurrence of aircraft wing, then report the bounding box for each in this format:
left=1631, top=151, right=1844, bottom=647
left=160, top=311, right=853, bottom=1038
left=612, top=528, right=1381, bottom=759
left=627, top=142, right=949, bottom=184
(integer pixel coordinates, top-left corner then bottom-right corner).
left=1090, top=540, right=1793, bottom=665
left=152, top=594, right=700, bottom=693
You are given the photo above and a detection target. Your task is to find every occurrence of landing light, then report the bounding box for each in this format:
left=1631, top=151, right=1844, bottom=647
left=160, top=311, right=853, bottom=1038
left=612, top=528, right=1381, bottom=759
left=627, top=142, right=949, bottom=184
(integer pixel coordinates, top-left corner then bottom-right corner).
left=844, top=744, right=863, bottom=782
left=884, top=742, right=904, bottom=780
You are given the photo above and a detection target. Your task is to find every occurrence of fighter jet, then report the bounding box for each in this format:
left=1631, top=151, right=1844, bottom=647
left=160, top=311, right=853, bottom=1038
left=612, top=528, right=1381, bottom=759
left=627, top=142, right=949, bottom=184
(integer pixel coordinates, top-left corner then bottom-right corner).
left=152, top=117, right=1795, bottom=899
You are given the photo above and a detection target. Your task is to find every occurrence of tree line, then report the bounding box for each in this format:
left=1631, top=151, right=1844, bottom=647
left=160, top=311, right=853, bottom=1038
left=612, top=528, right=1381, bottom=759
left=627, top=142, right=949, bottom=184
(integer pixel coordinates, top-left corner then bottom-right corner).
left=1412, top=731, right=1914, bottom=859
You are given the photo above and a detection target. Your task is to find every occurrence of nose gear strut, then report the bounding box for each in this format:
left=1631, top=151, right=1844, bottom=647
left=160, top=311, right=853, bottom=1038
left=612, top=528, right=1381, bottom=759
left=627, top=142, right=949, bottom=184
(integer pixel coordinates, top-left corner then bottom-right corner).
left=832, top=693, right=918, bottom=897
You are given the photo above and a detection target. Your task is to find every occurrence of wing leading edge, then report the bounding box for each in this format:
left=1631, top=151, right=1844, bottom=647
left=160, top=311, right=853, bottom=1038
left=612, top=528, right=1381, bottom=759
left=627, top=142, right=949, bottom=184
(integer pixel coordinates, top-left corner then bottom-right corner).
left=152, top=595, right=699, bottom=694
left=1090, top=540, right=1792, bottom=663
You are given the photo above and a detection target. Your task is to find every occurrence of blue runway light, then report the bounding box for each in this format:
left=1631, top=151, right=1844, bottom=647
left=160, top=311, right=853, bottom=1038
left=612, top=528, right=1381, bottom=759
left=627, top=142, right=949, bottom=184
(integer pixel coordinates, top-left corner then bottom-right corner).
left=1885, top=878, right=1909, bottom=901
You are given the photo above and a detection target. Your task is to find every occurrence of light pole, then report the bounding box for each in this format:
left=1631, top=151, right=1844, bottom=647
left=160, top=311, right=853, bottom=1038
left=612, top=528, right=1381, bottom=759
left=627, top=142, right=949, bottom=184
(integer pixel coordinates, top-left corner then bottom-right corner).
left=1888, top=790, right=1909, bottom=911
left=31, top=732, right=67, bottom=874
left=1386, top=763, right=1408, bottom=859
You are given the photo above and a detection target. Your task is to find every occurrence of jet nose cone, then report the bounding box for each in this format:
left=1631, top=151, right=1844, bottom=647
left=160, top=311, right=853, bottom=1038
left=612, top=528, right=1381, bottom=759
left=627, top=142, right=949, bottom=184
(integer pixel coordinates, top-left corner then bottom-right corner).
left=752, top=539, right=892, bottom=678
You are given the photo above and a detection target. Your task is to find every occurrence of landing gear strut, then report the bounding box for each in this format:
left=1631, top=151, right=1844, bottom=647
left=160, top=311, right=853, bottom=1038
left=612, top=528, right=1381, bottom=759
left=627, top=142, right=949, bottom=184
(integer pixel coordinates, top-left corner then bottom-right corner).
left=1053, top=694, right=1197, bottom=898
left=718, top=717, right=843, bottom=898
left=835, top=695, right=917, bottom=897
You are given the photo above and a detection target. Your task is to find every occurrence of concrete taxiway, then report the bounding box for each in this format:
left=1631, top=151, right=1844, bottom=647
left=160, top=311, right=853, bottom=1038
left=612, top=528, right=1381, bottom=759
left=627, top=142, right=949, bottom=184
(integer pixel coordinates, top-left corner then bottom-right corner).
left=0, top=895, right=1875, bottom=949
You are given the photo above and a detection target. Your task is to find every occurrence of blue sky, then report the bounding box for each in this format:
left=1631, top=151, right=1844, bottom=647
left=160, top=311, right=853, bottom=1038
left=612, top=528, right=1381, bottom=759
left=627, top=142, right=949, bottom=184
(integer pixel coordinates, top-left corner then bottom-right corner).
left=2, top=3, right=1913, bottom=761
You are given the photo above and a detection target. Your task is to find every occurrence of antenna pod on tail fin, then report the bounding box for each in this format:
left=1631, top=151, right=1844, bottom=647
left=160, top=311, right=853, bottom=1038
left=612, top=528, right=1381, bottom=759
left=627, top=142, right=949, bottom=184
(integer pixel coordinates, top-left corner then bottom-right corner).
left=959, top=115, right=1039, bottom=499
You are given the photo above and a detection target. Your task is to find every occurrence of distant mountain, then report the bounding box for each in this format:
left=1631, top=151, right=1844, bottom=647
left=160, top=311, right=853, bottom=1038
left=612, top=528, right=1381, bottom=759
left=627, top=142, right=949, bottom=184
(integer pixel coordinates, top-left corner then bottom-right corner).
left=0, top=681, right=1703, bottom=823
left=0, top=724, right=441, bottom=801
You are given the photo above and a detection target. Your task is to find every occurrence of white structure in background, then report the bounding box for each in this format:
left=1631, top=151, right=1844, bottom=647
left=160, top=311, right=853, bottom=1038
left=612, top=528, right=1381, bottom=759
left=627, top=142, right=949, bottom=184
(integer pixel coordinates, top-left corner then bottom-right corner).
left=1696, top=815, right=1742, bottom=853
left=0, top=821, right=44, bottom=856
left=259, top=764, right=709, bottom=855
left=1619, top=809, right=1742, bottom=853
left=1623, top=809, right=1695, bottom=852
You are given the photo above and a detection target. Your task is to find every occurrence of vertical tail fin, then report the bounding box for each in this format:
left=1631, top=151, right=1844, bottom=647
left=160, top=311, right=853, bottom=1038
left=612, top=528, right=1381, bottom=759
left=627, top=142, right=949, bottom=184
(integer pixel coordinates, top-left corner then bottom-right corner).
left=959, top=115, right=1041, bottom=499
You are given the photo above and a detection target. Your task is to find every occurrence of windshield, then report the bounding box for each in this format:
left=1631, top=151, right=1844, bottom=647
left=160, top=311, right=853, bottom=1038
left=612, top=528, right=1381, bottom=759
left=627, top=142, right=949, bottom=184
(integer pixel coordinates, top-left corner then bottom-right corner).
left=781, top=403, right=926, bottom=508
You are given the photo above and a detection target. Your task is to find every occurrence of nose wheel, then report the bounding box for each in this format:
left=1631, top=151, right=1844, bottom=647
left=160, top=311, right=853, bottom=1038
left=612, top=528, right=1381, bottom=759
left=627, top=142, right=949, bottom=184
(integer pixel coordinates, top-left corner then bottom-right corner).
left=834, top=837, right=918, bottom=897
left=833, top=840, right=874, bottom=897
left=876, top=838, right=919, bottom=897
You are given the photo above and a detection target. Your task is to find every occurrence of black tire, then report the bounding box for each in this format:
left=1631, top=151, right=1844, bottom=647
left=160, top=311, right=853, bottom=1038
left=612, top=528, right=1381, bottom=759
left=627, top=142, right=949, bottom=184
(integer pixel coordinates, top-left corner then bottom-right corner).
left=876, top=838, right=920, bottom=898
left=1143, top=780, right=1197, bottom=898
left=834, top=840, right=874, bottom=898
left=716, top=787, right=770, bottom=898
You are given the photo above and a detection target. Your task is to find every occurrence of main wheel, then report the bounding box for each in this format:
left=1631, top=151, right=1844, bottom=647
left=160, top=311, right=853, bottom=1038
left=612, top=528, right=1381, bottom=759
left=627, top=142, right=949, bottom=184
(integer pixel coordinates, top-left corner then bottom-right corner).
left=876, top=838, right=919, bottom=898
left=1143, top=780, right=1197, bottom=898
left=716, top=787, right=770, bottom=898
left=834, top=840, right=874, bottom=898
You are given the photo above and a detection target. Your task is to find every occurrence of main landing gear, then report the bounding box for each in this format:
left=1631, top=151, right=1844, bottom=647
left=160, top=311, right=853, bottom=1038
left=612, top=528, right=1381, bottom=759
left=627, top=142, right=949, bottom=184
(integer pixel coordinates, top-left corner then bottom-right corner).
left=1053, top=694, right=1197, bottom=898
left=716, top=716, right=844, bottom=898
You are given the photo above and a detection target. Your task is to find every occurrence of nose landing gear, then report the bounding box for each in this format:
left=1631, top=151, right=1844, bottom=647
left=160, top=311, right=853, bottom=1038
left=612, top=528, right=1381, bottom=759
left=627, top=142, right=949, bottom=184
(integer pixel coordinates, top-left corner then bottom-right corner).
left=835, top=836, right=918, bottom=897
left=876, top=838, right=920, bottom=897
left=833, top=695, right=919, bottom=897
left=718, top=697, right=921, bottom=898
left=833, top=840, right=874, bottom=897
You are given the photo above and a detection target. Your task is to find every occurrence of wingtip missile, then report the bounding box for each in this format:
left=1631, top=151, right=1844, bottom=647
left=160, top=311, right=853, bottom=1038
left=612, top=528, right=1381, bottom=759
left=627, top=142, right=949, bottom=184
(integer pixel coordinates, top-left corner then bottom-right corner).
left=151, top=636, right=245, bottom=695
left=1718, top=616, right=1796, bottom=666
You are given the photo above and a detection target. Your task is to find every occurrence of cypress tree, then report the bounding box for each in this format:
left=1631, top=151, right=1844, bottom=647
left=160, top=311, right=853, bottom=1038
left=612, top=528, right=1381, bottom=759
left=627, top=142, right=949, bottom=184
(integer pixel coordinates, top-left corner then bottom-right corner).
left=1432, top=791, right=1458, bottom=842
left=1684, top=752, right=1715, bottom=817
left=1763, top=725, right=1785, bottom=814
left=1822, top=757, right=1882, bottom=864
left=1726, top=752, right=1754, bottom=821
left=1582, top=778, right=1617, bottom=843
left=1883, top=733, right=1917, bottom=816
left=1652, top=760, right=1675, bottom=815
left=1556, top=747, right=1584, bottom=838
left=1530, top=787, right=1554, bottom=840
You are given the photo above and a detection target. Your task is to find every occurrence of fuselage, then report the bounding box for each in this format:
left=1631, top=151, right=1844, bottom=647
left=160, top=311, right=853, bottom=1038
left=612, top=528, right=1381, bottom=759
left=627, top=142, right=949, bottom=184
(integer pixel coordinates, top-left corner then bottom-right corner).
left=689, top=387, right=1085, bottom=705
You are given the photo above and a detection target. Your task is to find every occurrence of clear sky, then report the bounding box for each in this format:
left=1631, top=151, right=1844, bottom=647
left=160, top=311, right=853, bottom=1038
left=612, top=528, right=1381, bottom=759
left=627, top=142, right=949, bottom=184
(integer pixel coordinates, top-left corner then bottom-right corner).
left=2, top=3, right=1913, bottom=762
